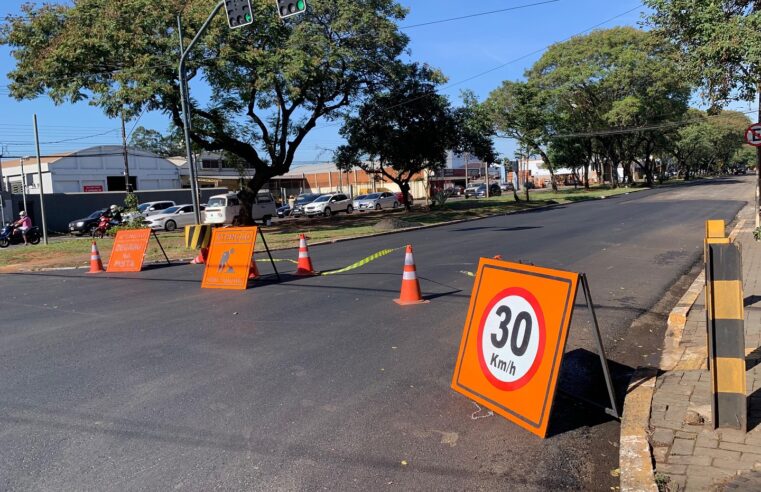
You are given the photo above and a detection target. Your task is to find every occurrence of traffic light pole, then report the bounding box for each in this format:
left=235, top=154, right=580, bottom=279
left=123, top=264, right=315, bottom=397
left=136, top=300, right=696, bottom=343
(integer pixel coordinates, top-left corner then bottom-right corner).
left=178, top=0, right=225, bottom=224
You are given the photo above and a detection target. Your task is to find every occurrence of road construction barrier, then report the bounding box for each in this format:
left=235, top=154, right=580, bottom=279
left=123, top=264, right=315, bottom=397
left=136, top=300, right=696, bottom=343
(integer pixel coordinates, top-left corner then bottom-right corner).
left=107, top=229, right=152, bottom=273
left=295, top=234, right=317, bottom=276
left=451, top=258, right=618, bottom=438
left=87, top=241, right=104, bottom=274
left=201, top=227, right=258, bottom=290
left=394, top=245, right=428, bottom=305
left=185, top=224, right=213, bottom=249
left=705, top=220, right=746, bottom=431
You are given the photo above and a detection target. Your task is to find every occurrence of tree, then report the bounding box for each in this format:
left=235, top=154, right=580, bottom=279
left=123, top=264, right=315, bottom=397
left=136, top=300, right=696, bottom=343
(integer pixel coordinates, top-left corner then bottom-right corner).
left=526, top=27, right=691, bottom=187
left=129, top=126, right=184, bottom=157
left=485, top=81, right=560, bottom=191
left=1, top=0, right=408, bottom=222
left=334, top=64, right=456, bottom=211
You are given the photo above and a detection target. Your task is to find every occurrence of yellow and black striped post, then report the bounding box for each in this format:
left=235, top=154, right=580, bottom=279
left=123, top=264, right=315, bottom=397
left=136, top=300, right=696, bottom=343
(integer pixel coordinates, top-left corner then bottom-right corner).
left=705, top=223, right=746, bottom=430
left=184, top=224, right=213, bottom=249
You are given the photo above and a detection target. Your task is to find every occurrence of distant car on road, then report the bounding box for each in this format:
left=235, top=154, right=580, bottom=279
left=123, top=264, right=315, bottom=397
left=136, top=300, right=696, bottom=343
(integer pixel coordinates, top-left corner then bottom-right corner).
left=304, top=193, right=353, bottom=217
left=476, top=183, right=502, bottom=198
left=289, top=193, right=323, bottom=218
left=464, top=185, right=480, bottom=198
left=122, top=201, right=177, bottom=223
left=395, top=191, right=414, bottom=207
left=734, top=166, right=748, bottom=175
left=68, top=209, right=106, bottom=235
left=143, top=204, right=204, bottom=231
left=353, top=192, right=399, bottom=211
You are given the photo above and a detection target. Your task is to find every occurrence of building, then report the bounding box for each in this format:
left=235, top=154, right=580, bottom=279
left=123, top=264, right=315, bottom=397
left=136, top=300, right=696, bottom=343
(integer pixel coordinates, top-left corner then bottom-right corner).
left=0, top=145, right=182, bottom=194
left=167, top=152, right=255, bottom=190
left=268, top=162, right=428, bottom=201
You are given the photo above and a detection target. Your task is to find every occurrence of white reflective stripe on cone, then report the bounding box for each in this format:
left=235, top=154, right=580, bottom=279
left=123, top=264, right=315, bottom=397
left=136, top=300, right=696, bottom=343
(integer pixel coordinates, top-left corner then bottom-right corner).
left=404, top=254, right=415, bottom=266
left=299, top=252, right=309, bottom=258
left=402, top=271, right=417, bottom=280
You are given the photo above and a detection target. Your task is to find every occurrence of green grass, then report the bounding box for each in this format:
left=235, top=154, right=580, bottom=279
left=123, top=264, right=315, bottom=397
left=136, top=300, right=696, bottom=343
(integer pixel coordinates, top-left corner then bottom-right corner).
left=0, top=185, right=645, bottom=270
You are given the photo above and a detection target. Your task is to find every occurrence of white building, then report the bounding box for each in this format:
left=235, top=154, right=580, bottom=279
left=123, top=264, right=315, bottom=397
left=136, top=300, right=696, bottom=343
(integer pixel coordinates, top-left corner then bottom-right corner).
left=0, top=145, right=182, bottom=194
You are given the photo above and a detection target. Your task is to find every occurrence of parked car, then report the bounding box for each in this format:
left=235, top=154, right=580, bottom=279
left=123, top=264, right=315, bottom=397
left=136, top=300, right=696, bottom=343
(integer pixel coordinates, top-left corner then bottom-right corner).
left=276, top=204, right=291, bottom=218
left=68, top=209, right=106, bottom=235
left=203, top=191, right=277, bottom=225
left=464, top=185, right=480, bottom=198
left=303, top=193, right=353, bottom=217
left=289, top=193, right=323, bottom=217
left=394, top=191, right=414, bottom=206
left=444, top=185, right=464, bottom=197
left=476, top=183, right=502, bottom=198
left=734, top=166, right=748, bottom=175
left=499, top=182, right=515, bottom=191
left=353, top=192, right=399, bottom=211
left=122, top=200, right=177, bottom=222
left=143, top=204, right=204, bottom=231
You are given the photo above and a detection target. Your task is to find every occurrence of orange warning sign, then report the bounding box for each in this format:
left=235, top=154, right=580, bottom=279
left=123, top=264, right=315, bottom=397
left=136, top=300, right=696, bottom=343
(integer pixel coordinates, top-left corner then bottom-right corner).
left=201, top=227, right=258, bottom=290
left=106, top=228, right=152, bottom=273
left=451, top=258, right=579, bottom=438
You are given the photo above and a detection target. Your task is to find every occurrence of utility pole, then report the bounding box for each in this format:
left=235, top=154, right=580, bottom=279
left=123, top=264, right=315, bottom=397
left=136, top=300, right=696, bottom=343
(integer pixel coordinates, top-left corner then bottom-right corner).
left=465, top=152, right=469, bottom=191
left=0, top=145, right=5, bottom=224
left=121, top=111, right=132, bottom=193
left=33, top=114, right=48, bottom=244
left=757, top=89, right=760, bottom=229
left=20, top=156, right=28, bottom=215
left=485, top=161, right=490, bottom=198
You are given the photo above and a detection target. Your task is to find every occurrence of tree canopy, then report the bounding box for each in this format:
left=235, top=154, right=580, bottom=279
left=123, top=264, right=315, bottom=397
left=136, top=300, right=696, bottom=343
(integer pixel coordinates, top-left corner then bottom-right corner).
left=2, top=0, right=409, bottom=218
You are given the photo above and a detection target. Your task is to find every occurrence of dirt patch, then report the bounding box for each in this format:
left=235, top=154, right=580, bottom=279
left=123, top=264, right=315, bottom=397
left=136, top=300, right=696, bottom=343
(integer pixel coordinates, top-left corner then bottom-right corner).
left=372, top=217, right=423, bottom=232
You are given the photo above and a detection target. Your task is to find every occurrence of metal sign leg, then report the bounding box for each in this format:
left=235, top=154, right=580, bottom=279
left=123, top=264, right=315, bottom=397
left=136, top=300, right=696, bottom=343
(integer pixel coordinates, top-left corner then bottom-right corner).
left=152, top=230, right=171, bottom=265
left=580, top=273, right=620, bottom=419
left=257, top=227, right=280, bottom=281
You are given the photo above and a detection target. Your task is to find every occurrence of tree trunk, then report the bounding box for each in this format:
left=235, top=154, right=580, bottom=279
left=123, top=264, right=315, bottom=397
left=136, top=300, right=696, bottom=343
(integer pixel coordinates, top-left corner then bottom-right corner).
left=399, top=181, right=412, bottom=211
left=583, top=162, right=590, bottom=190
left=239, top=173, right=270, bottom=225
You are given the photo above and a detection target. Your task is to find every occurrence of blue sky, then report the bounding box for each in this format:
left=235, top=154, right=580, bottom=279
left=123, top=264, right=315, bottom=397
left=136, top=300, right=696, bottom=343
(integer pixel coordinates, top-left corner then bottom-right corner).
left=0, top=0, right=644, bottom=161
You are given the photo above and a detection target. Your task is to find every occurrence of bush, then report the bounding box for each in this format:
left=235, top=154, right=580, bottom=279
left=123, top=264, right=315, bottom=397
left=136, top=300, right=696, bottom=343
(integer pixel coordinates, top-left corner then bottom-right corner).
left=754, top=227, right=761, bottom=242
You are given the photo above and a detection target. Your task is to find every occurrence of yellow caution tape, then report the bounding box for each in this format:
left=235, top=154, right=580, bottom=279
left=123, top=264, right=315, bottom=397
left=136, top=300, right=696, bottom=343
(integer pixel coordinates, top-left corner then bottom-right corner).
left=321, top=247, right=402, bottom=276
left=460, top=271, right=475, bottom=277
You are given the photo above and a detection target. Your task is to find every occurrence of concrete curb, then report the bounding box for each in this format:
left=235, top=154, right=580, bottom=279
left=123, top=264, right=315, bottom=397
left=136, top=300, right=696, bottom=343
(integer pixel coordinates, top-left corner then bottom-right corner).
left=618, top=217, right=746, bottom=492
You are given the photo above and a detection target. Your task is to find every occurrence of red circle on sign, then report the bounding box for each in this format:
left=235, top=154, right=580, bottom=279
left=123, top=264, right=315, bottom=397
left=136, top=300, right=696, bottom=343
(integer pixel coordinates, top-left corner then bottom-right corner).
left=476, top=287, right=546, bottom=391
left=745, top=124, right=761, bottom=147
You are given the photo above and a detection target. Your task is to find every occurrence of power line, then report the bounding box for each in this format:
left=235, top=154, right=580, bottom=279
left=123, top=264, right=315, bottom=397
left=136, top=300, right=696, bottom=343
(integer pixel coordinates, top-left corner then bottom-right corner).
left=400, top=0, right=560, bottom=29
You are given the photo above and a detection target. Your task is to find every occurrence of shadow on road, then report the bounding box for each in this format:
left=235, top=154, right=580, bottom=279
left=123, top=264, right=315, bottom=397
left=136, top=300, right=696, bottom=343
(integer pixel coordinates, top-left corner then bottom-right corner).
left=546, top=349, right=633, bottom=437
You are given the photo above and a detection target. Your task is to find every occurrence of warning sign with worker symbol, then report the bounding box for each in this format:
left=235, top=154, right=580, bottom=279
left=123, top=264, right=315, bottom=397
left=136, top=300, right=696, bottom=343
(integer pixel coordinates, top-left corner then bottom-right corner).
left=201, top=227, right=258, bottom=290
left=452, top=258, right=579, bottom=438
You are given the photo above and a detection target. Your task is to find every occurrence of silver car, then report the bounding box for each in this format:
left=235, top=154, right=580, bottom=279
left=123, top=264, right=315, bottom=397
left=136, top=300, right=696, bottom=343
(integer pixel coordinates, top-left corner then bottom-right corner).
left=353, top=192, right=399, bottom=211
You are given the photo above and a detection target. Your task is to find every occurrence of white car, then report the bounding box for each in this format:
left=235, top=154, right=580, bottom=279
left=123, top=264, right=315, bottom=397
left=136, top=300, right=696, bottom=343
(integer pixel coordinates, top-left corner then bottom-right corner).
left=203, top=192, right=277, bottom=225
left=143, top=204, right=204, bottom=231
left=303, top=193, right=353, bottom=217
left=353, top=192, right=399, bottom=211
left=122, top=200, right=177, bottom=222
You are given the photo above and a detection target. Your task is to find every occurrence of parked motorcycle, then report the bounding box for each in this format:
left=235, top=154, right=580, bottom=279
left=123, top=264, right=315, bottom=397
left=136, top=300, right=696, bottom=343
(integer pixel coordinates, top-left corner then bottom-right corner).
left=0, top=224, right=41, bottom=247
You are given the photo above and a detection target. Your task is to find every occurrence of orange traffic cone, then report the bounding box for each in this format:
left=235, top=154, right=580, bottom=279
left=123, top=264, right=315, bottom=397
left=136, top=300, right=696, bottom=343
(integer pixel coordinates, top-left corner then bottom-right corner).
left=248, top=258, right=260, bottom=280
left=88, top=241, right=104, bottom=274
left=191, top=247, right=209, bottom=265
left=295, top=234, right=317, bottom=276
left=394, top=245, right=429, bottom=305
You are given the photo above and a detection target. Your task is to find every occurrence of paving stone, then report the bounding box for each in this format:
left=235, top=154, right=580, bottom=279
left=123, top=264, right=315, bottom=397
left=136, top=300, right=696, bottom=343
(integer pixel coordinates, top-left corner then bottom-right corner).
left=665, top=474, right=686, bottom=489
left=740, top=453, right=761, bottom=465
left=713, top=458, right=754, bottom=471
left=676, top=430, right=697, bottom=439
left=653, top=445, right=669, bottom=463
left=720, top=442, right=761, bottom=454
left=693, top=447, right=742, bottom=460
left=666, top=454, right=712, bottom=466
left=651, top=428, right=675, bottom=447
left=670, top=438, right=696, bottom=455
left=696, top=434, right=719, bottom=449
left=658, top=463, right=688, bottom=475
left=721, top=429, right=750, bottom=443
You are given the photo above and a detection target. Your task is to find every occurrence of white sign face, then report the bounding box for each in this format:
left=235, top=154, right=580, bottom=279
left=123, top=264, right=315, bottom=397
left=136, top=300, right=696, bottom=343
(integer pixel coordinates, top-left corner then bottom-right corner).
left=478, top=289, right=545, bottom=391
left=746, top=124, right=761, bottom=147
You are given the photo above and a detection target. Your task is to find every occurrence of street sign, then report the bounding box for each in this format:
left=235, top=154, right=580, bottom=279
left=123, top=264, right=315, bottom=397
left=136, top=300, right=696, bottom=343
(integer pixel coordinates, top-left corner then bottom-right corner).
left=451, top=258, right=579, bottom=438
left=83, top=185, right=103, bottom=192
left=201, top=226, right=258, bottom=290
left=745, top=123, right=761, bottom=147
left=107, top=228, right=151, bottom=273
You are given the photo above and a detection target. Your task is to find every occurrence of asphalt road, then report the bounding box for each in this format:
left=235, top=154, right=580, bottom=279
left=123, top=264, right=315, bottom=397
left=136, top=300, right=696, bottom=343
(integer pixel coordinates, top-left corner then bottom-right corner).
left=0, top=177, right=753, bottom=491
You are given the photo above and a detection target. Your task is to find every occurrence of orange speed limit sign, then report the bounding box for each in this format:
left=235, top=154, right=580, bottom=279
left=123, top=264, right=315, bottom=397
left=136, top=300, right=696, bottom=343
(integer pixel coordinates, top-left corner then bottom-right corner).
left=452, top=257, right=579, bottom=438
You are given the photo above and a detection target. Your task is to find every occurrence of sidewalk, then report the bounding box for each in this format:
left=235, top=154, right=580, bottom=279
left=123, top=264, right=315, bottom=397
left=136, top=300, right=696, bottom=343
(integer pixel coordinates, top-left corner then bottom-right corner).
left=649, top=207, right=761, bottom=491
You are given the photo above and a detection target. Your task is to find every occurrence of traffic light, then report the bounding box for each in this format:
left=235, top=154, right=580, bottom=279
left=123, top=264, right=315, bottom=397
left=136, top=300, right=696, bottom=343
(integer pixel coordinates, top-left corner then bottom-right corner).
left=226, top=0, right=254, bottom=29
left=275, top=0, right=307, bottom=19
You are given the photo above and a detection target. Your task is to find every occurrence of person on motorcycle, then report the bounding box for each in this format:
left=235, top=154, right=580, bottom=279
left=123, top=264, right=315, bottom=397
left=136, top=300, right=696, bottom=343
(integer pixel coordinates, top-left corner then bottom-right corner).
left=13, top=211, right=32, bottom=245
left=105, top=204, right=122, bottom=225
